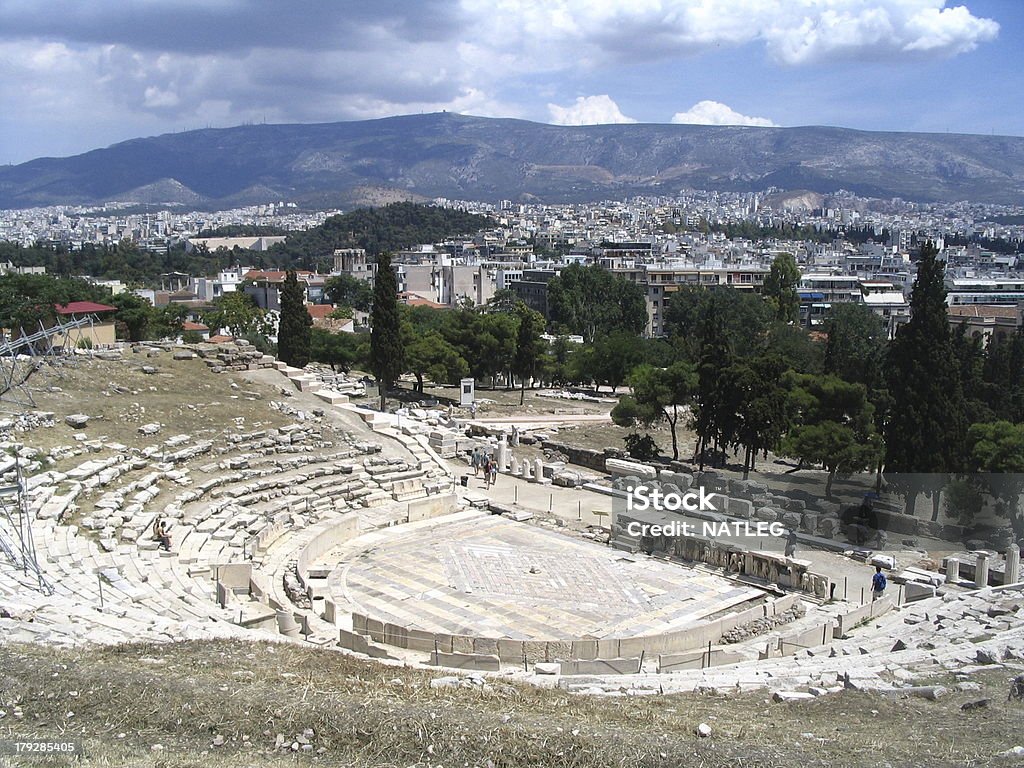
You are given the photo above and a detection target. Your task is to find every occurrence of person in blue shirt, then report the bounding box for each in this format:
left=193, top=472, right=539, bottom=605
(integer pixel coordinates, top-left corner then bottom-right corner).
left=871, top=565, right=887, bottom=601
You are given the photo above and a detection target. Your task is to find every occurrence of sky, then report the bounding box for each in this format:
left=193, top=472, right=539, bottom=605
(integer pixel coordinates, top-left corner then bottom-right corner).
left=1, top=0, right=1022, bottom=164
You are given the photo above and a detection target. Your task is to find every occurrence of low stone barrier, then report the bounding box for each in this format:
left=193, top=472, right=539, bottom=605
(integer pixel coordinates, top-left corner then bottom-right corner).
left=347, top=593, right=799, bottom=668
left=658, top=646, right=745, bottom=673
left=407, top=493, right=457, bottom=522
left=558, top=658, right=641, bottom=675
left=834, top=596, right=894, bottom=637
left=778, top=620, right=835, bottom=656
left=429, top=651, right=501, bottom=672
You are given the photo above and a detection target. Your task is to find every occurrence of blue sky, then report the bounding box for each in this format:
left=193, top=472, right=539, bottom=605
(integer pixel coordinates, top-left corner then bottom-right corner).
left=0, top=1, right=1020, bottom=164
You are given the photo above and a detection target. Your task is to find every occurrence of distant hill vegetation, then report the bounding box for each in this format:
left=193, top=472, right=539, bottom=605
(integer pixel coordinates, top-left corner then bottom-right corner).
left=2, top=113, right=1024, bottom=207
left=270, top=202, right=493, bottom=262
left=0, top=203, right=494, bottom=282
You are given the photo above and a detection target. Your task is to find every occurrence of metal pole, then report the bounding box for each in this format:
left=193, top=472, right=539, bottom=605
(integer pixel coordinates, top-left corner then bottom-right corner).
left=514, top=486, right=518, bottom=504
left=844, top=576, right=848, bottom=600
left=97, top=574, right=104, bottom=609
left=548, top=494, right=552, bottom=513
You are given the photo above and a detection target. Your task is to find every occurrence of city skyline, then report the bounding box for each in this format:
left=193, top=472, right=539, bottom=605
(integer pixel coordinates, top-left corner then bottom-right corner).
left=1, top=0, right=1021, bottom=164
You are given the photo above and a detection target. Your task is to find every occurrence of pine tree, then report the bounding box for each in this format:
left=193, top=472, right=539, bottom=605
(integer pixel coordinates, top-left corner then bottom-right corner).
left=277, top=270, right=312, bottom=368
left=369, top=252, right=405, bottom=410
left=885, top=241, right=966, bottom=516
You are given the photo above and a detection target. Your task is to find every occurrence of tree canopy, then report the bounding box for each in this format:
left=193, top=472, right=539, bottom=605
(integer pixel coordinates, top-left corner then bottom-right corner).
left=546, top=264, right=647, bottom=342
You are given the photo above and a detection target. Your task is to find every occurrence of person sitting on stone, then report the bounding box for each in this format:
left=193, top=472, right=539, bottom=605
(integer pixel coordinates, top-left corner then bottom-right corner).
left=152, top=518, right=172, bottom=551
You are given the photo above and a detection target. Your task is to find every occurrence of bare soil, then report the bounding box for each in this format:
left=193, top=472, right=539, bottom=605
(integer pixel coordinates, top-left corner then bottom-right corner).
left=1, top=640, right=1021, bottom=768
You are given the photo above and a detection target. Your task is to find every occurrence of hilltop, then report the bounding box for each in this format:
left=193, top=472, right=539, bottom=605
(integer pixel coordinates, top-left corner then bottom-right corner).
left=2, top=113, right=1024, bottom=208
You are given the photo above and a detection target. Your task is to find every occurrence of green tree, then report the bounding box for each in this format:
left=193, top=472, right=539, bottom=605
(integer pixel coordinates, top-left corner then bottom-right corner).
left=693, top=297, right=734, bottom=468
left=724, top=356, right=791, bottom=479
left=369, top=252, right=405, bottom=409
left=202, top=291, right=271, bottom=339
left=0, top=273, right=108, bottom=330
left=149, top=304, right=188, bottom=340
left=781, top=373, right=881, bottom=499
left=310, top=328, right=364, bottom=372
left=966, top=421, right=1024, bottom=544
left=405, top=329, right=469, bottom=393
left=885, top=241, right=966, bottom=516
left=110, top=292, right=153, bottom=342
left=512, top=303, right=546, bottom=404
left=823, top=303, right=887, bottom=389
left=324, top=274, right=373, bottom=312
left=763, top=252, right=800, bottom=323
left=591, top=330, right=646, bottom=393
left=277, top=270, right=312, bottom=368
left=612, top=361, right=697, bottom=461
left=547, top=264, right=647, bottom=341
left=663, top=285, right=771, bottom=362
left=981, top=329, right=1024, bottom=422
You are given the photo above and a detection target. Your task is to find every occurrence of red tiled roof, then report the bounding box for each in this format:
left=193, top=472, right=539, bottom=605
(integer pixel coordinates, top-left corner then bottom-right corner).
left=182, top=321, right=209, bottom=331
left=399, top=292, right=448, bottom=309
left=207, top=334, right=235, bottom=343
left=949, top=305, right=1019, bottom=319
left=306, top=304, right=335, bottom=320
left=54, top=301, right=116, bottom=314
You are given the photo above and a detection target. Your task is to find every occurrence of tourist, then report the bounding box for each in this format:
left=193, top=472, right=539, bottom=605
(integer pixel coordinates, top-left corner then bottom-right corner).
left=152, top=518, right=172, bottom=551
left=483, top=456, right=492, bottom=489
left=871, top=565, right=887, bottom=601
left=785, top=529, right=798, bottom=558
left=489, top=456, right=498, bottom=486
left=471, top=447, right=481, bottom=476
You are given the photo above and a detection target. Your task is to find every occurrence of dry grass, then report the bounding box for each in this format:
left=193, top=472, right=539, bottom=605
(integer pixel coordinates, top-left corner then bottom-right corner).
left=12, top=351, right=289, bottom=471
left=1, top=640, right=1021, bottom=767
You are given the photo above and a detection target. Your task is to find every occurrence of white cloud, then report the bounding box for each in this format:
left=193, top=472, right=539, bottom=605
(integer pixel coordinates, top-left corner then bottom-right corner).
left=0, top=1, right=1002, bottom=160
left=463, top=0, right=999, bottom=68
left=547, top=95, right=636, bottom=125
left=670, top=100, right=777, bottom=128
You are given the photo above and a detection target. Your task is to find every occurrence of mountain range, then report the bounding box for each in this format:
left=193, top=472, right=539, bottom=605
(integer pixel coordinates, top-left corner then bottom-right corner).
left=3, top=112, right=1024, bottom=209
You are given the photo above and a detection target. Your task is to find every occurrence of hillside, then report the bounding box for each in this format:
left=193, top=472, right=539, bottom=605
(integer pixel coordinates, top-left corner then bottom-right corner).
left=2, top=640, right=1020, bottom=767
left=2, top=113, right=1024, bottom=208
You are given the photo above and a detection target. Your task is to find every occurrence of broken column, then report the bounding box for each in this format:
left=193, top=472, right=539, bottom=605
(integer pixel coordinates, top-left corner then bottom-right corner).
left=975, top=552, right=990, bottom=588
left=497, top=436, right=509, bottom=472
left=1006, top=544, right=1021, bottom=585
left=533, top=458, right=545, bottom=484
left=945, top=557, right=960, bottom=584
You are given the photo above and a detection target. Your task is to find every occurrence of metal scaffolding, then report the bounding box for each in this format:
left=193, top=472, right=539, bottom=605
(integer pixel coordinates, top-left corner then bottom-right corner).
left=0, top=458, right=50, bottom=594
left=0, top=314, right=96, bottom=408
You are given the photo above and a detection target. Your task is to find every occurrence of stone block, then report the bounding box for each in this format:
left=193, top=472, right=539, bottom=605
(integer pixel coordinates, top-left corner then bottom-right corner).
left=570, top=639, right=599, bottom=660
left=727, top=497, right=753, bottom=519
left=429, top=651, right=501, bottom=672
left=559, top=658, right=641, bottom=675
left=904, top=582, right=937, bottom=602
left=605, top=458, right=657, bottom=480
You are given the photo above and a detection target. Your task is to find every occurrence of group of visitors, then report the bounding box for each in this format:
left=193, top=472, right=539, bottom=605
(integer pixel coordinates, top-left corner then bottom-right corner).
left=470, top=447, right=498, bottom=489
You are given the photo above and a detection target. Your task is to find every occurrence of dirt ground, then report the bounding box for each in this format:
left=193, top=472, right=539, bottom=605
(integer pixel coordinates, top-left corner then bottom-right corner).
left=1, top=640, right=1021, bottom=768
left=7, top=351, right=290, bottom=472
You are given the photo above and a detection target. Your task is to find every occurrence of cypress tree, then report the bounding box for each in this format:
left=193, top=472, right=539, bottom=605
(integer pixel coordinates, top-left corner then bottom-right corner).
left=370, top=252, right=404, bottom=410
left=764, top=252, right=800, bottom=323
left=885, top=241, right=966, bottom=515
left=277, top=270, right=312, bottom=368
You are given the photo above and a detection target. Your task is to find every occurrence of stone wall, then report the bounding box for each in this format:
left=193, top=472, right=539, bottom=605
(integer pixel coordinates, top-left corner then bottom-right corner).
left=346, top=593, right=797, bottom=670
left=539, top=440, right=615, bottom=473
